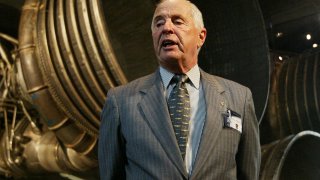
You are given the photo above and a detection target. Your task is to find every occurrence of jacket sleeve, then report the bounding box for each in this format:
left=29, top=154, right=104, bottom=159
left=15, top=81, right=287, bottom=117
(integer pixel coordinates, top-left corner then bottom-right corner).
left=98, top=89, right=126, bottom=180
left=236, top=88, right=261, bottom=180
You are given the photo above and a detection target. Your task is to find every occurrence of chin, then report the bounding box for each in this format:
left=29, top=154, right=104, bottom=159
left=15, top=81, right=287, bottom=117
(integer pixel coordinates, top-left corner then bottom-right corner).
left=159, top=57, right=180, bottom=64
left=159, top=53, right=181, bottom=61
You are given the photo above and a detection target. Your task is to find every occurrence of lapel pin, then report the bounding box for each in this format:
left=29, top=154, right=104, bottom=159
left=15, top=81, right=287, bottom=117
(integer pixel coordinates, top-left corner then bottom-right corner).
left=220, top=101, right=225, bottom=106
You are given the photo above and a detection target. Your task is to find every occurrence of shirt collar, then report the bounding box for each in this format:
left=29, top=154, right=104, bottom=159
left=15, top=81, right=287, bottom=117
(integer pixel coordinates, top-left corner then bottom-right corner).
left=159, top=65, right=200, bottom=89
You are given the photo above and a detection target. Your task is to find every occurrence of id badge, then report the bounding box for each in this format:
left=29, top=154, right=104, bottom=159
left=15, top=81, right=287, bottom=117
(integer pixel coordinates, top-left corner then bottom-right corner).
left=223, top=109, right=242, bottom=133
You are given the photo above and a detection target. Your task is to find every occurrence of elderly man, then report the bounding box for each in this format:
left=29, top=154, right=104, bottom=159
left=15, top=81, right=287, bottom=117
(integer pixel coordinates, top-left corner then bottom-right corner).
left=98, top=0, right=261, bottom=179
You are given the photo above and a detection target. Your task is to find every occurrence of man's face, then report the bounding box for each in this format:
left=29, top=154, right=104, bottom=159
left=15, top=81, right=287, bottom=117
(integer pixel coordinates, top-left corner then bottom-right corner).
left=151, top=0, right=206, bottom=72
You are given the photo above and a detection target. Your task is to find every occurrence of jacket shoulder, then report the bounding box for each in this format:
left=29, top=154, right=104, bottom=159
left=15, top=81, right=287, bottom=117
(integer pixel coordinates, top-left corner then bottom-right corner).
left=108, top=72, right=156, bottom=96
left=202, top=70, right=249, bottom=92
left=214, top=76, right=248, bottom=91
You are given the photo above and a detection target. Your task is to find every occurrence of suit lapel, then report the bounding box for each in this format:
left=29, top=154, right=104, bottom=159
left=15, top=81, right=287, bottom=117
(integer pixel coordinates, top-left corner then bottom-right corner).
left=191, top=71, right=227, bottom=177
left=137, top=70, right=188, bottom=177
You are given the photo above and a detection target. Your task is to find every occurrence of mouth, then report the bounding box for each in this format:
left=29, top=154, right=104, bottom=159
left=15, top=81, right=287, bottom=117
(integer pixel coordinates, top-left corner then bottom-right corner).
left=161, top=39, right=177, bottom=48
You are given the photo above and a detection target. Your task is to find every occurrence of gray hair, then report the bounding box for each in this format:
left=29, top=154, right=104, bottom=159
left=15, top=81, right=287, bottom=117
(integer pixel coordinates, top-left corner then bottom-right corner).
left=188, top=1, right=204, bottom=29
left=152, top=0, right=204, bottom=30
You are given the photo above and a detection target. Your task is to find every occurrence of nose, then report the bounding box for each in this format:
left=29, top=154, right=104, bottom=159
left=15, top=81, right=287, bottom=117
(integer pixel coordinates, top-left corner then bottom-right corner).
left=162, top=21, right=174, bottom=34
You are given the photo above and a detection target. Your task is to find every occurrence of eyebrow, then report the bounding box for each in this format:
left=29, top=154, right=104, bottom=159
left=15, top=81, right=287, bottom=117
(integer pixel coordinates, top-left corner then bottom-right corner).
left=153, top=14, right=184, bottom=23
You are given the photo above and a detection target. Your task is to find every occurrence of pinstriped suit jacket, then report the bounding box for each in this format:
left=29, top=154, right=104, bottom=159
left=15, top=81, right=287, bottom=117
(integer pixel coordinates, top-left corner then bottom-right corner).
left=98, top=68, right=261, bottom=180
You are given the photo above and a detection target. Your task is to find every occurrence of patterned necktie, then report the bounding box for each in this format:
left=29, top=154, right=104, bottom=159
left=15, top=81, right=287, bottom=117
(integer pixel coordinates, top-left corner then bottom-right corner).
left=168, top=74, right=190, bottom=160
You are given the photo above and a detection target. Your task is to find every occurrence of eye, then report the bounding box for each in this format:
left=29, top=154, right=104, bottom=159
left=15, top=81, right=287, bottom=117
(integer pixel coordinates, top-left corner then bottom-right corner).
left=173, top=18, right=184, bottom=25
left=155, top=19, right=165, bottom=28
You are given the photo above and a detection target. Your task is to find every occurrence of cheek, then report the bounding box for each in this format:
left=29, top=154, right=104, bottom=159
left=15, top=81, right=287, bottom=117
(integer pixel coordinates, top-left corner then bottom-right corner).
left=185, top=37, right=200, bottom=52
left=181, top=31, right=199, bottom=46
left=152, top=33, right=159, bottom=46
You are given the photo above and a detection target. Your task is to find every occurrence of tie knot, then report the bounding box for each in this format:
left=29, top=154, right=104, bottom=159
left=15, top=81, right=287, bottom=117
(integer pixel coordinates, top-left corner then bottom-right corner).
left=171, top=74, right=189, bottom=84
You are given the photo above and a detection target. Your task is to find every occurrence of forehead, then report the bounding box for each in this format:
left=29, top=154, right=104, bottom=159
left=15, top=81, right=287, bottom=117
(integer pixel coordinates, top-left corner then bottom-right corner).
left=153, top=0, right=192, bottom=19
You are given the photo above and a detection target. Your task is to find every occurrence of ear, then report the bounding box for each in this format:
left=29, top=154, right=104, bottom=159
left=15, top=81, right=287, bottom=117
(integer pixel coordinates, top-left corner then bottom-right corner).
left=198, top=27, right=207, bottom=48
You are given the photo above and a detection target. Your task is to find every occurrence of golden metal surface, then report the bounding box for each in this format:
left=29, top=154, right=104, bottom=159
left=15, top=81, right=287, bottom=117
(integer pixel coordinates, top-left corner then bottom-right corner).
left=1, top=0, right=319, bottom=179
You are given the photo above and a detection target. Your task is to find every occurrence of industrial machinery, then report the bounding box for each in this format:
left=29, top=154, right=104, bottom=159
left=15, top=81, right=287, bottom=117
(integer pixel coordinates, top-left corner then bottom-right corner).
left=0, top=0, right=319, bottom=179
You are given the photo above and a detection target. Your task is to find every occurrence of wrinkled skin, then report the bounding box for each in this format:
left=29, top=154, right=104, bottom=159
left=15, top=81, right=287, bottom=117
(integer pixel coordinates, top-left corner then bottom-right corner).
left=151, top=0, right=207, bottom=74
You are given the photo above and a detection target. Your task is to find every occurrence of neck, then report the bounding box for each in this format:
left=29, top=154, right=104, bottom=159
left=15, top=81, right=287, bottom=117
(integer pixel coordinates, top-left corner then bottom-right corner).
left=160, top=61, right=197, bottom=74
